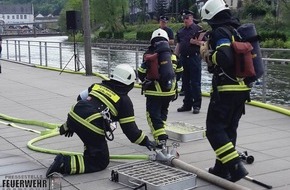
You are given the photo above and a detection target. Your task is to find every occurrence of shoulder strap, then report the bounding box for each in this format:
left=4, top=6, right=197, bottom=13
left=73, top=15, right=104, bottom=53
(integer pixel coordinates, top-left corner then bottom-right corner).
left=219, top=26, right=238, bottom=42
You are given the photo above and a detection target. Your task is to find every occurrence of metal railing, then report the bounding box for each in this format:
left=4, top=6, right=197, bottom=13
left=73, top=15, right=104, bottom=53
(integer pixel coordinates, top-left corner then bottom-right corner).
left=2, top=39, right=147, bottom=76
left=1, top=39, right=289, bottom=107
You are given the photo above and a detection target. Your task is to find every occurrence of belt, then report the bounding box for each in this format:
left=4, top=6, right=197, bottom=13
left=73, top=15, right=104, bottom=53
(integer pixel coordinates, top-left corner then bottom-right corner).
left=181, top=53, right=198, bottom=58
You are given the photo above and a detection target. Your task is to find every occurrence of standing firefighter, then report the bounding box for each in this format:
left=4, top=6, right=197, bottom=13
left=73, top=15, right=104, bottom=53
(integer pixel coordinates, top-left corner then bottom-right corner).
left=138, top=28, right=183, bottom=148
left=200, top=0, right=250, bottom=182
left=46, top=64, right=154, bottom=177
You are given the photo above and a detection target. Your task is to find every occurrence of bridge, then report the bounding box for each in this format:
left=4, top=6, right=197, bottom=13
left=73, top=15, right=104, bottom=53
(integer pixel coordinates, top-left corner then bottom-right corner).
left=1, top=32, right=65, bottom=38
left=0, top=20, right=63, bottom=38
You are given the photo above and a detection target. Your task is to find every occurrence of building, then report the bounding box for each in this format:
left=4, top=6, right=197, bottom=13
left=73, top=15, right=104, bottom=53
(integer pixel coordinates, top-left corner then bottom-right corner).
left=197, top=0, right=241, bottom=10
left=0, top=4, right=34, bottom=27
left=129, top=0, right=171, bottom=17
left=34, top=13, right=59, bottom=30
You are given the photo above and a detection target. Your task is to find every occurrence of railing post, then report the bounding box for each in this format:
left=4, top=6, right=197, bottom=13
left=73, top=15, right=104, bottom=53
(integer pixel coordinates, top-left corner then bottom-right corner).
left=135, top=47, right=139, bottom=82
left=135, top=47, right=139, bottom=68
left=59, top=42, right=63, bottom=69
left=262, top=57, right=268, bottom=103
left=44, top=42, right=48, bottom=67
left=14, top=40, right=17, bottom=61
left=18, top=41, right=21, bottom=62
left=5, top=40, right=9, bottom=59
left=108, top=46, right=111, bottom=78
left=28, top=41, right=31, bottom=64
left=39, top=42, right=42, bottom=66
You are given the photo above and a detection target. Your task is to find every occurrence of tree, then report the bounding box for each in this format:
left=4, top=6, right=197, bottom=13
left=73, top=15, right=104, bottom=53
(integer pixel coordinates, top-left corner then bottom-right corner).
left=168, top=0, right=197, bottom=20
left=155, top=0, right=169, bottom=19
left=90, top=0, right=129, bottom=33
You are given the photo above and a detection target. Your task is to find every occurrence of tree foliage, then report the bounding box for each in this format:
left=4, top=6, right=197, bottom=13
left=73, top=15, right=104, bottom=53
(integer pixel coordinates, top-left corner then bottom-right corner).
left=154, top=0, right=169, bottom=18
left=90, top=0, right=128, bottom=32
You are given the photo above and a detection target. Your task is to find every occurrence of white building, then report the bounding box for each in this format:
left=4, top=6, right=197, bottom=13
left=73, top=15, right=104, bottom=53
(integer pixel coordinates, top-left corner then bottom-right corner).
left=0, top=4, right=34, bottom=26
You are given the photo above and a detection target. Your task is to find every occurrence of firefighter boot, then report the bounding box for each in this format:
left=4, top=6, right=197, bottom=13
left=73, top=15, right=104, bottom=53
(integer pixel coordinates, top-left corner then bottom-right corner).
left=208, top=160, right=231, bottom=180
left=46, top=154, right=66, bottom=177
left=228, top=160, right=249, bottom=182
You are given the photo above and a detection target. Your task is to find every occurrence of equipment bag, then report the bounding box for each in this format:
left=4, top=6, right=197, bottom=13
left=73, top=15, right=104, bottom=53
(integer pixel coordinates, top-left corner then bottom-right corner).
left=237, top=23, right=264, bottom=80
left=231, top=41, right=255, bottom=77
left=143, top=41, right=175, bottom=90
left=143, top=53, right=159, bottom=80
left=223, top=23, right=264, bottom=82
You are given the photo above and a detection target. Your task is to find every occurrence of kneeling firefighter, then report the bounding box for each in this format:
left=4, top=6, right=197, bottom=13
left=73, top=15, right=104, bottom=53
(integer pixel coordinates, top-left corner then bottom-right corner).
left=46, top=64, right=155, bottom=177
left=200, top=0, right=251, bottom=182
left=137, top=28, right=183, bottom=147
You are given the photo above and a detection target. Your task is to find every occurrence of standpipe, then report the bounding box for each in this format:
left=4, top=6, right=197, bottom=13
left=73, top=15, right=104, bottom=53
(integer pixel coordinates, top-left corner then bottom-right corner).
left=154, top=146, right=251, bottom=190
left=172, top=158, right=250, bottom=190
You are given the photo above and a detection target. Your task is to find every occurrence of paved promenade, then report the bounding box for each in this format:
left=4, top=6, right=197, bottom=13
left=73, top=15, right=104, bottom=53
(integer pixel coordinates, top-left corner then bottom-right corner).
left=0, top=60, right=290, bottom=190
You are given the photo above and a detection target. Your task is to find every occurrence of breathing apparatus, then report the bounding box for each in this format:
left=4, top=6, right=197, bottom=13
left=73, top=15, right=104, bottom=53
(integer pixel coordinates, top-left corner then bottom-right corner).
left=101, top=107, right=117, bottom=141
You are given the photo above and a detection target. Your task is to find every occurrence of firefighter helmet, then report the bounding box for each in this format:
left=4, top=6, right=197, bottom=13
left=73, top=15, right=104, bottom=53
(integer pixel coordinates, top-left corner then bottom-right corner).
left=110, top=64, right=136, bottom=85
left=200, top=0, right=229, bottom=21
left=150, top=28, right=169, bottom=43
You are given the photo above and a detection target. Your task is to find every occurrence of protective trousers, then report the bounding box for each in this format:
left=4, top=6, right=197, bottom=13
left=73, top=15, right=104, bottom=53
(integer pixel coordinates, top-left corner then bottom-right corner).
left=206, top=91, right=248, bottom=166
left=63, top=101, right=110, bottom=174
left=180, top=55, right=202, bottom=108
left=146, top=96, right=172, bottom=141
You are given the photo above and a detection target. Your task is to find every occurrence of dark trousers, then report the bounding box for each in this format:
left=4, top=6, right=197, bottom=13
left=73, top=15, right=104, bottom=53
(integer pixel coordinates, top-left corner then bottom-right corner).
left=206, top=91, right=248, bottom=165
left=180, top=55, right=202, bottom=108
left=64, top=101, right=110, bottom=174
left=146, top=96, right=172, bottom=141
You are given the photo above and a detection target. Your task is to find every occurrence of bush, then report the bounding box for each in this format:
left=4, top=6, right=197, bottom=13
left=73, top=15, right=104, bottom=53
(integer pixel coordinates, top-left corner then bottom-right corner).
left=99, top=31, right=112, bottom=39
left=261, top=39, right=286, bottom=48
left=113, top=32, right=124, bottom=39
left=136, top=31, right=152, bottom=41
left=259, top=31, right=287, bottom=42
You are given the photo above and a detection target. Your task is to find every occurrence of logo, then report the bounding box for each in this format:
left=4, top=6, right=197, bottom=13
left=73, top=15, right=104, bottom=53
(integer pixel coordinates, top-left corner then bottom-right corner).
left=2, top=174, right=62, bottom=190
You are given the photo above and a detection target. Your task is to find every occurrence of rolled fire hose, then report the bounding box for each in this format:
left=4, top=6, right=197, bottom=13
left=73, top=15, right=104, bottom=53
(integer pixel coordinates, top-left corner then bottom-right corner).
left=172, top=158, right=250, bottom=190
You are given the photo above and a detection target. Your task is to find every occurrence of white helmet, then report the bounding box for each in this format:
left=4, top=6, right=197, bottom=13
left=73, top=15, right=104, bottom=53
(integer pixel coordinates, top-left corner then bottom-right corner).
left=200, top=0, right=229, bottom=21
left=110, top=64, right=136, bottom=85
left=150, top=28, right=169, bottom=43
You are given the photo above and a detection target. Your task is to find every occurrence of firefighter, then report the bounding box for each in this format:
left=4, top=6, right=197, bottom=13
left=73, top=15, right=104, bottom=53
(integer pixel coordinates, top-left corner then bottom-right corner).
left=200, top=0, right=250, bottom=182
left=137, top=28, right=183, bottom=148
left=46, top=64, right=155, bottom=177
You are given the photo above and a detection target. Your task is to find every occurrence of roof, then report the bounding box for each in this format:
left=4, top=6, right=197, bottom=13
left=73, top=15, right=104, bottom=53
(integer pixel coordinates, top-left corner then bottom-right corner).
left=0, top=4, right=34, bottom=14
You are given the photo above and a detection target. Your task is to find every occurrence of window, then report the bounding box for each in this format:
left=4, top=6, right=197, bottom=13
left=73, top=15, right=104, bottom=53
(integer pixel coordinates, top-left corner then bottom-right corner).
left=24, top=15, right=27, bottom=19
left=16, top=15, right=19, bottom=19
left=7, top=15, right=10, bottom=19
left=20, top=15, right=23, bottom=19
left=12, top=15, right=15, bottom=19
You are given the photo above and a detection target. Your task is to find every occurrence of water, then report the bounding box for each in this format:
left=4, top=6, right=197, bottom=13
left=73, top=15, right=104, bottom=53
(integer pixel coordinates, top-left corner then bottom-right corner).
left=2, top=36, right=290, bottom=108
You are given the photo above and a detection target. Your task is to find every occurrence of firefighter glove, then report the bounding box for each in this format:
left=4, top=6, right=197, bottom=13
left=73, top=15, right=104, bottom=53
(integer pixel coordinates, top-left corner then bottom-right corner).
left=200, top=41, right=213, bottom=66
left=59, top=122, right=74, bottom=138
left=140, top=136, right=155, bottom=151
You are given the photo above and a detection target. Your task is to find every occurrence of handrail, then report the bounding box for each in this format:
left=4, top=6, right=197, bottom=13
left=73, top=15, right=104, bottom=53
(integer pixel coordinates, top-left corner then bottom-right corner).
left=1, top=38, right=289, bottom=108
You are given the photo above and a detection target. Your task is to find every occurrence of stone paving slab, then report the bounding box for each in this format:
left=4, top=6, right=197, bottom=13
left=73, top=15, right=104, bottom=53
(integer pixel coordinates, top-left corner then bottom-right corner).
left=1, top=60, right=290, bottom=190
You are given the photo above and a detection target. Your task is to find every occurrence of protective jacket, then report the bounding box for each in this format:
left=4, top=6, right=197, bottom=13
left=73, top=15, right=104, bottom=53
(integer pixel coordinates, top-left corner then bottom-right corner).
left=208, top=23, right=251, bottom=95
left=63, top=80, right=147, bottom=174
left=72, top=80, right=146, bottom=144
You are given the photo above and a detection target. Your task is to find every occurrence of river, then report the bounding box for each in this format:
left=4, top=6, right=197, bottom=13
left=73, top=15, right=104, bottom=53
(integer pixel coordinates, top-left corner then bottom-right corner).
left=2, top=36, right=290, bottom=108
